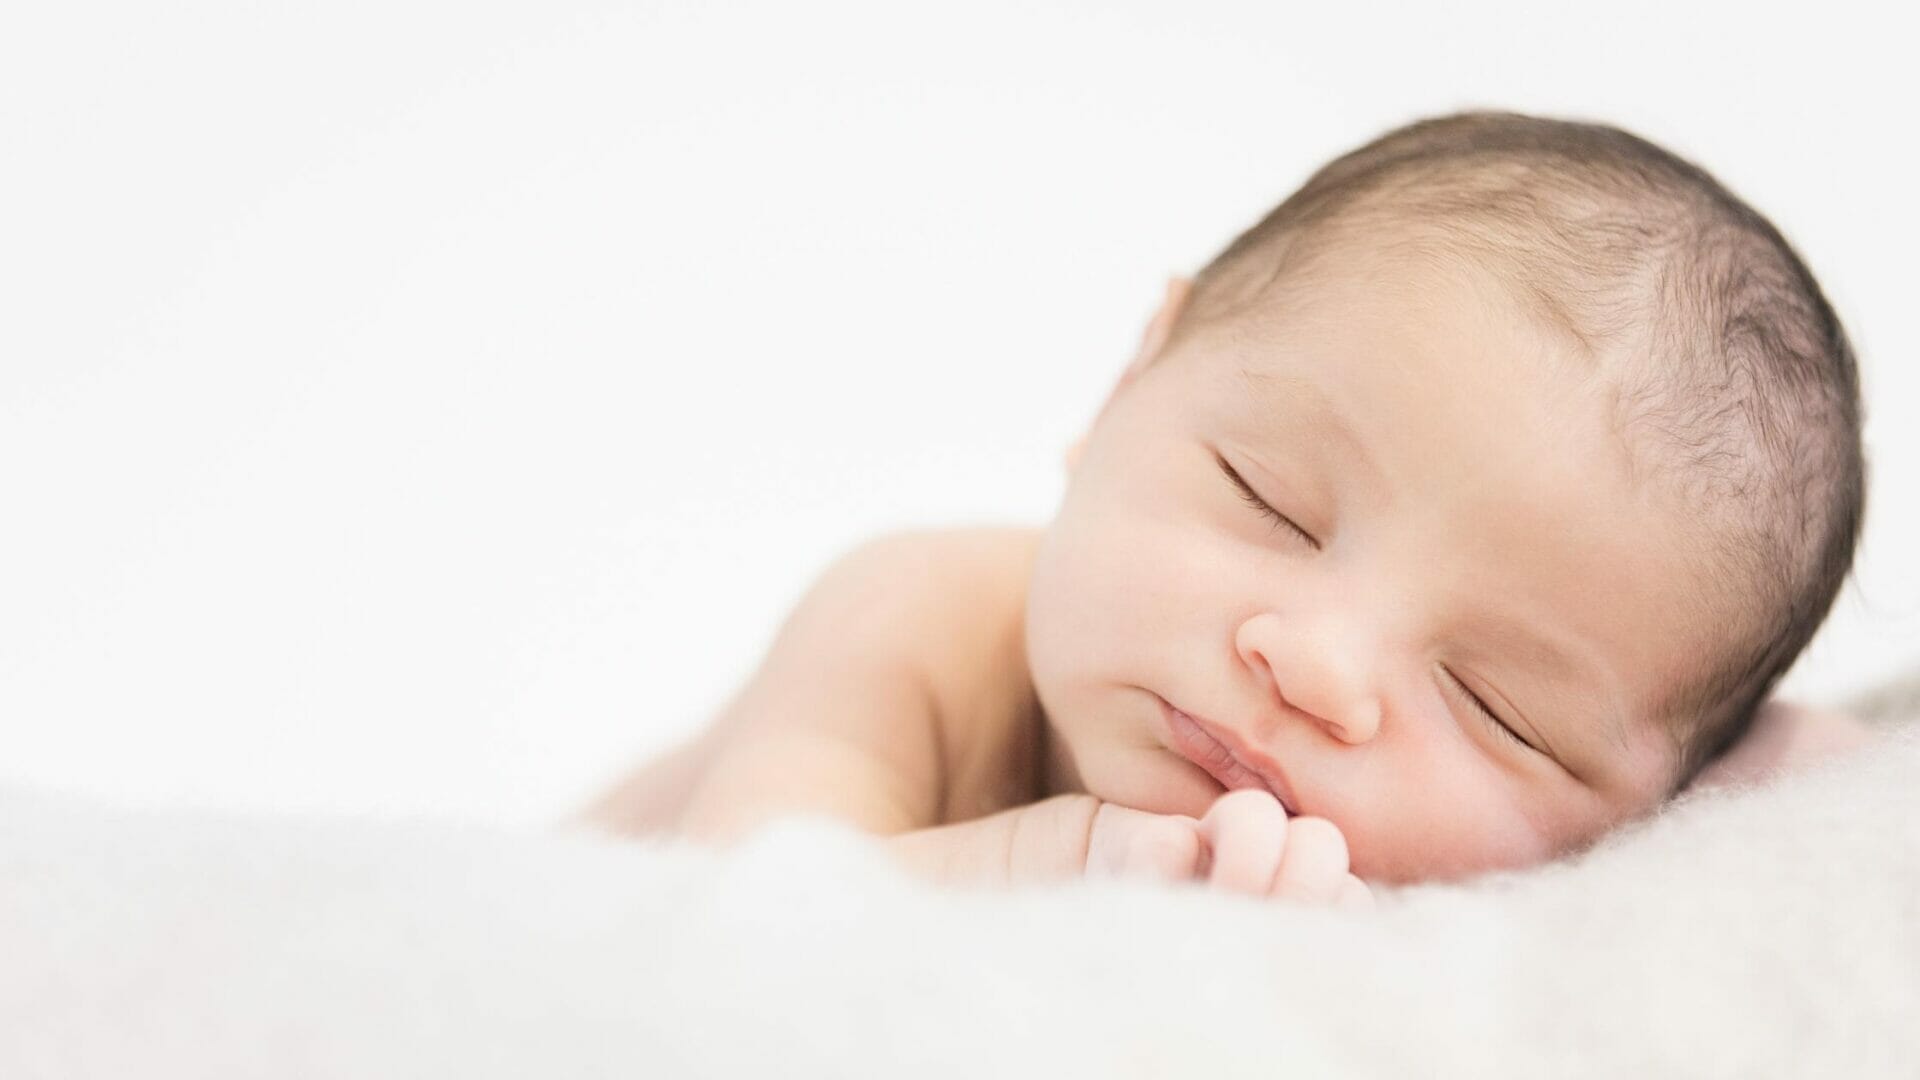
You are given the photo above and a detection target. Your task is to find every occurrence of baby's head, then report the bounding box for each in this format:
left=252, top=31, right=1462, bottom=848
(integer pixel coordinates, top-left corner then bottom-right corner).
left=1024, top=110, right=1864, bottom=883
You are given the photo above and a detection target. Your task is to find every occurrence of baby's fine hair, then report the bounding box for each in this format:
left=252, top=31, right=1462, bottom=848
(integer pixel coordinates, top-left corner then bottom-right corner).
left=1176, top=110, right=1865, bottom=787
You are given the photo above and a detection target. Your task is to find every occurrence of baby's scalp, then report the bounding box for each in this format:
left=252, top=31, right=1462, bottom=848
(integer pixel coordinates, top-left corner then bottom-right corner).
left=1164, top=111, right=1864, bottom=788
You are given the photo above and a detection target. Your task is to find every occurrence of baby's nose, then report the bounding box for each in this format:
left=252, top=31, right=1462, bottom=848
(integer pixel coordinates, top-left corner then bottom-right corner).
left=1318, top=696, right=1381, bottom=745
left=1234, top=612, right=1383, bottom=745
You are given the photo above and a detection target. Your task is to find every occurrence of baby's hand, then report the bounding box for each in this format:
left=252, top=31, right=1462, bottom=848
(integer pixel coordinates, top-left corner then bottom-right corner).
left=1089, top=790, right=1372, bottom=908
left=1198, top=790, right=1373, bottom=908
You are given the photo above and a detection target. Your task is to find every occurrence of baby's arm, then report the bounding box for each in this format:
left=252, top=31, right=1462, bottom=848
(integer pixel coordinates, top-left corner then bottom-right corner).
left=887, top=789, right=1371, bottom=907
left=581, top=528, right=1367, bottom=905
left=583, top=532, right=956, bottom=842
left=581, top=530, right=1130, bottom=881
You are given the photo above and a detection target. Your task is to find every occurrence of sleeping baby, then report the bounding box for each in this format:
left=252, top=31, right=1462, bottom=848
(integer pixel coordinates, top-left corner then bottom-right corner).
left=581, top=110, right=1871, bottom=905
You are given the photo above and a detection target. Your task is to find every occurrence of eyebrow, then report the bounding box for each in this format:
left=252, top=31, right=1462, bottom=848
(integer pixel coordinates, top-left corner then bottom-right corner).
left=1234, top=365, right=1385, bottom=492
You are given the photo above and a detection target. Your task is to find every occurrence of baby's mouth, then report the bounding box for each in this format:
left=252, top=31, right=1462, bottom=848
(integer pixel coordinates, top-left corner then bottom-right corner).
left=1158, top=698, right=1299, bottom=815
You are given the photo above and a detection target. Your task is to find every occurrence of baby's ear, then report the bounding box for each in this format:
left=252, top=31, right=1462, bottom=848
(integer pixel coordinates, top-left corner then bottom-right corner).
left=1132, top=276, right=1194, bottom=370
left=1110, top=275, right=1195, bottom=405
left=1065, top=277, right=1194, bottom=476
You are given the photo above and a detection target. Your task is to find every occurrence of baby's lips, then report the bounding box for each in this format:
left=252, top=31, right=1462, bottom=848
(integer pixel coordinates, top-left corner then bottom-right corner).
left=1164, top=701, right=1302, bottom=814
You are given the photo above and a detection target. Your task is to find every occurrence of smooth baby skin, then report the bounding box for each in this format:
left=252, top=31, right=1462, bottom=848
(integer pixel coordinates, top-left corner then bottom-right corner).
left=1031, top=254, right=1706, bottom=884
left=580, top=523, right=1371, bottom=903
left=581, top=259, right=1876, bottom=897
left=578, top=518, right=1869, bottom=900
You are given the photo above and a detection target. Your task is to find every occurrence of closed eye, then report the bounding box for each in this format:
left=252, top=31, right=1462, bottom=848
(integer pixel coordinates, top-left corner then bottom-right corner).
left=1216, top=454, right=1319, bottom=549
left=1439, top=663, right=1536, bottom=754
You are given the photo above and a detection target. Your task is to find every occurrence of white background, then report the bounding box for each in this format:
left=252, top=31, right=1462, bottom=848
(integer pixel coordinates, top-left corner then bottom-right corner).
left=3, top=1, right=1914, bottom=826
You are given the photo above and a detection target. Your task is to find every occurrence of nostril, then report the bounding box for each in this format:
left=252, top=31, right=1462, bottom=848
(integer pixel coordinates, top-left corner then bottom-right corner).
left=1235, top=611, right=1382, bottom=744
left=1328, top=698, right=1382, bottom=744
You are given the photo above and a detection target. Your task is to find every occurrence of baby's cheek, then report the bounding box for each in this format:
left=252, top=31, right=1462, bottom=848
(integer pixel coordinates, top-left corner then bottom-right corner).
left=1334, top=784, right=1557, bottom=884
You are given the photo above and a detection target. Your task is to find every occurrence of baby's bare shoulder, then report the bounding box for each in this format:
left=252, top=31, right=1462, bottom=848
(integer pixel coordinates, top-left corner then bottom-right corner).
left=753, top=526, right=1033, bottom=666
left=849, top=525, right=1042, bottom=657
left=850, top=524, right=1044, bottom=578
left=729, top=524, right=1047, bottom=826
left=582, top=525, right=1046, bottom=839
left=827, top=523, right=1037, bottom=670
left=858, top=526, right=1049, bottom=819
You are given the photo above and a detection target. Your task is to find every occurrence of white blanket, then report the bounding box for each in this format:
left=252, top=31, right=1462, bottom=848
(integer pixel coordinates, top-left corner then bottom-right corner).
left=4, top=726, right=1917, bottom=1078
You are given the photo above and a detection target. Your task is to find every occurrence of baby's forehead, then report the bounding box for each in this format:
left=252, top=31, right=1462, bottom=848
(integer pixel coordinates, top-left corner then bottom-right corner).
left=1217, top=195, right=1667, bottom=371
left=1211, top=243, right=1624, bottom=413
left=1217, top=234, right=1702, bottom=506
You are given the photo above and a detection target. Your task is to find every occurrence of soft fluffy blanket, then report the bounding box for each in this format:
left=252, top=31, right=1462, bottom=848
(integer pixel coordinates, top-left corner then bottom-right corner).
left=3, top=720, right=1917, bottom=1077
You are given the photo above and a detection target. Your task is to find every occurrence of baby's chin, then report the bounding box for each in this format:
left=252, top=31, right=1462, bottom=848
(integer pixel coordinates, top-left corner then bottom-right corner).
left=1072, top=740, right=1229, bottom=820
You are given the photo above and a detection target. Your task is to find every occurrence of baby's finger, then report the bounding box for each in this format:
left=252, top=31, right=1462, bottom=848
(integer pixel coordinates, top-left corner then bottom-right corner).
left=1087, top=804, right=1204, bottom=883
left=1199, top=789, right=1289, bottom=896
left=1268, top=816, right=1351, bottom=904
left=1335, top=873, right=1375, bottom=910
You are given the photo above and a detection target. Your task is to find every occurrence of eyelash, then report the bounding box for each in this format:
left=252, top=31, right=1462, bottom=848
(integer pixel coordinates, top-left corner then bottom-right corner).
left=1441, top=665, right=1531, bottom=751
left=1216, top=455, right=1319, bottom=549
